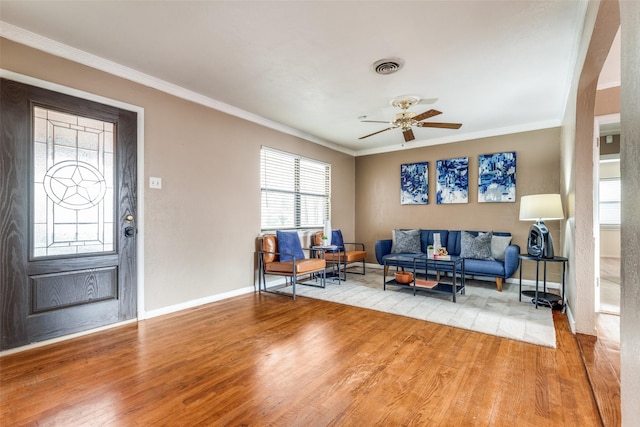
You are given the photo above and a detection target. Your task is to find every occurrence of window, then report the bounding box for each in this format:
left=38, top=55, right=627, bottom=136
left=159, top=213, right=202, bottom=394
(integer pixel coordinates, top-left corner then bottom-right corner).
left=260, top=147, right=330, bottom=230
left=32, top=106, right=115, bottom=257
left=599, top=178, right=621, bottom=225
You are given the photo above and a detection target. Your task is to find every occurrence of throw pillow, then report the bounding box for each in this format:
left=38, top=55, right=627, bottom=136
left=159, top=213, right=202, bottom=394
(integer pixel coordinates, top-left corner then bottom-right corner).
left=331, top=229, right=344, bottom=248
left=391, top=229, right=421, bottom=253
left=276, top=230, right=305, bottom=262
left=491, top=235, right=512, bottom=261
left=460, top=231, right=493, bottom=260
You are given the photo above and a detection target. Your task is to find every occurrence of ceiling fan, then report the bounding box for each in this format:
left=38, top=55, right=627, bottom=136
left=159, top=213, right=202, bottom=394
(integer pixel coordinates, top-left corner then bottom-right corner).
left=359, top=96, right=462, bottom=143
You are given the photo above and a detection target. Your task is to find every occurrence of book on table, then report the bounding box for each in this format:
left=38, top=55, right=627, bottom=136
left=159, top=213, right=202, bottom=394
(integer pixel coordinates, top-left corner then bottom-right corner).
left=414, top=279, right=438, bottom=288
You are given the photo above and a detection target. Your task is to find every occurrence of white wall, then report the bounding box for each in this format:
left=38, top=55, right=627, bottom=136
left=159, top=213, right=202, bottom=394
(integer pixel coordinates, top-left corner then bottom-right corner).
left=0, top=38, right=357, bottom=315
left=620, top=1, right=640, bottom=422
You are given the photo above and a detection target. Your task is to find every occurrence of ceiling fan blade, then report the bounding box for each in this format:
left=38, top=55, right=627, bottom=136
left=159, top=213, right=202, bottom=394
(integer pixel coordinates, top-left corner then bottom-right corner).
left=418, top=122, right=463, bottom=129
left=359, top=127, right=396, bottom=139
left=360, top=120, right=393, bottom=124
left=403, top=128, right=415, bottom=142
left=412, top=109, right=442, bottom=122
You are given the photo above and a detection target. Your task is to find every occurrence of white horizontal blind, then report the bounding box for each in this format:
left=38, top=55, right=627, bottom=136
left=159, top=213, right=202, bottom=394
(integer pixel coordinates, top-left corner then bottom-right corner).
left=599, top=178, right=621, bottom=225
left=261, top=147, right=330, bottom=230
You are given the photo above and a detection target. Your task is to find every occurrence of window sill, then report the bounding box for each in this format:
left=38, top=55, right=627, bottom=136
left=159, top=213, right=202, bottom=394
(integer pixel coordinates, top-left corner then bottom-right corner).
left=600, top=224, right=621, bottom=230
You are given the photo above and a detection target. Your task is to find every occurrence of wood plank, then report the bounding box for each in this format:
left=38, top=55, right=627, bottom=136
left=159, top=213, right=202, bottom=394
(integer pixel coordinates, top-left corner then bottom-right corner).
left=0, top=293, right=604, bottom=425
left=576, top=313, right=621, bottom=426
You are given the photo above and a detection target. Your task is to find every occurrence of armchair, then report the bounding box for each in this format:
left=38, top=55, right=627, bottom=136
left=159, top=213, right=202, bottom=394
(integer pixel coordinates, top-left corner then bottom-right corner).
left=313, top=230, right=366, bottom=278
left=258, top=231, right=326, bottom=299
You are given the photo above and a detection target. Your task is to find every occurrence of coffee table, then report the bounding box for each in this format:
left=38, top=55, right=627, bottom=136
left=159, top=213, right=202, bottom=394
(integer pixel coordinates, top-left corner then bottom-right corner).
left=383, top=254, right=465, bottom=302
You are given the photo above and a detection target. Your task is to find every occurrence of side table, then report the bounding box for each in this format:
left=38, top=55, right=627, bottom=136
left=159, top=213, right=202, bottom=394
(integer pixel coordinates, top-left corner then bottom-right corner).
left=311, top=245, right=343, bottom=282
left=518, top=254, right=568, bottom=309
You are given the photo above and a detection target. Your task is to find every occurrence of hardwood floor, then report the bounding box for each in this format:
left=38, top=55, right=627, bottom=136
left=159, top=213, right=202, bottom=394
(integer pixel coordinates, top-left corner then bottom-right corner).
left=576, top=314, right=621, bottom=427
left=572, top=255, right=621, bottom=426
left=1, top=292, right=603, bottom=426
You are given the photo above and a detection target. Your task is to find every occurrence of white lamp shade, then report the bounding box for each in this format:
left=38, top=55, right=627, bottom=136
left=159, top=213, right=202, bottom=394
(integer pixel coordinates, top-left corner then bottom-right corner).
left=519, top=194, right=564, bottom=221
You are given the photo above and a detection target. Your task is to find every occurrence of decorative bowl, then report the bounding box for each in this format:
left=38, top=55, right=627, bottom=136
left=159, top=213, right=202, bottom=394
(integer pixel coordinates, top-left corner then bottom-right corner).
left=395, top=271, right=414, bottom=284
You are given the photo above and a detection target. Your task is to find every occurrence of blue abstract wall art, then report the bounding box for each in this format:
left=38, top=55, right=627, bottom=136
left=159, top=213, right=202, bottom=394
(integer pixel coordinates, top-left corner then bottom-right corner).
left=400, top=161, right=429, bottom=205
left=436, top=157, right=468, bottom=204
left=478, top=152, right=516, bottom=202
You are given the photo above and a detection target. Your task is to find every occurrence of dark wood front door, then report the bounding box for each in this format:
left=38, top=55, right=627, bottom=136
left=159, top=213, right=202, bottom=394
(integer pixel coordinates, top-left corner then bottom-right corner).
left=1, top=78, right=137, bottom=350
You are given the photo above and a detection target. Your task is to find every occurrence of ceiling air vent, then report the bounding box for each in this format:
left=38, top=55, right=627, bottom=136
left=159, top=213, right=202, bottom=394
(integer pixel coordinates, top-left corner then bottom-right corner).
left=371, top=58, right=404, bottom=75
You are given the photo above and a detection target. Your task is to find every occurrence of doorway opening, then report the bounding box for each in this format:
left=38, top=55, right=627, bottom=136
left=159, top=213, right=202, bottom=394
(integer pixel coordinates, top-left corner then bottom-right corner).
left=597, top=117, right=621, bottom=315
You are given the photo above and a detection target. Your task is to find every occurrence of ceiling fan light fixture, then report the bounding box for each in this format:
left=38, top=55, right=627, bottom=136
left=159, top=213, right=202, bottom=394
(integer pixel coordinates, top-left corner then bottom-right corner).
left=390, top=95, right=420, bottom=110
left=371, top=58, right=404, bottom=75
left=359, top=96, right=462, bottom=143
left=394, top=111, right=416, bottom=121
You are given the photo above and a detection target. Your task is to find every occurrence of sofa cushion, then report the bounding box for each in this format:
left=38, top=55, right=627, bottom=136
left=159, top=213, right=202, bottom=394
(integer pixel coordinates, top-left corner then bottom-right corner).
left=391, top=229, right=421, bottom=253
left=276, top=230, right=305, bottom=262
left=460, top=231, right=493, bottom=260
left=463, top=258, right=505, bottom=276
left=491, top=235, right=513, bottom=261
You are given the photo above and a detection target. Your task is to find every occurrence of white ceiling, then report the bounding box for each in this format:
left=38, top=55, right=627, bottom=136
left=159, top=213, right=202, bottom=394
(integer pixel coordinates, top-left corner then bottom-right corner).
left=0, top=1, right=599, bottom=156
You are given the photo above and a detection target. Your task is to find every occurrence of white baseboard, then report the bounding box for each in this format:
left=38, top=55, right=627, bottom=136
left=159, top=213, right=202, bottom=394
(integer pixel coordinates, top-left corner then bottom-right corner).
left=566, top=305, right=576, bottom=333
left=144, top=286, right=255, bottom=320
left=516, top=278, right=562, bottom=290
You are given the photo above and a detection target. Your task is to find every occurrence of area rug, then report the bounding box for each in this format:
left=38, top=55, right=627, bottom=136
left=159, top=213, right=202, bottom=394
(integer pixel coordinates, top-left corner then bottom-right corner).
left=279, top=269, right=556, bottom=348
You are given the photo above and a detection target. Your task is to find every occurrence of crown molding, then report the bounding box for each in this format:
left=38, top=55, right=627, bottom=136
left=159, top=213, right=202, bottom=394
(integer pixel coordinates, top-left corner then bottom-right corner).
left=354, top=119, right=562, bottom=157
left=0, top=22, right=355, bottom=157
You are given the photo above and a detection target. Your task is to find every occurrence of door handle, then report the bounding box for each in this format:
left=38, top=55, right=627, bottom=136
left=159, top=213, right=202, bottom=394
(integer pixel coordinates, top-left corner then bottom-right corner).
left=124, top=226, right=136, bottom=238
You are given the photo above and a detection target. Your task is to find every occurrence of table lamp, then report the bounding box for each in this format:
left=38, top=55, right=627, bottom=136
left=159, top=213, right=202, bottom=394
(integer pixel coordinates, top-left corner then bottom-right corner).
left=519, top=194, right=564, bottom=258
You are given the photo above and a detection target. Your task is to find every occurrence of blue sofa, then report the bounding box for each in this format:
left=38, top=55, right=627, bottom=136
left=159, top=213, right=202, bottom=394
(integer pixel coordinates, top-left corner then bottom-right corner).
left=374, top=229, right=520, bottom=291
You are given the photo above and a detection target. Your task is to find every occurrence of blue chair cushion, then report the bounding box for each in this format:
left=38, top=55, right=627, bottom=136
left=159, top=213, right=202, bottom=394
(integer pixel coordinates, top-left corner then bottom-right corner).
left=276, top=230, right=305, bottom=262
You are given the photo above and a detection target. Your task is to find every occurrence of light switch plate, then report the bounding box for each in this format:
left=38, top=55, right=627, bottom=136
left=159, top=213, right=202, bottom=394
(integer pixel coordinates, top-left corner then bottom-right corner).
left=149, top=177, right=162, bottom=189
